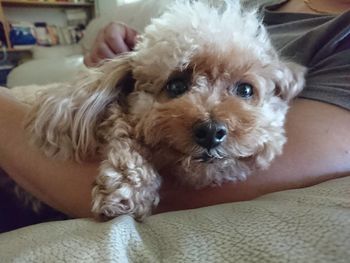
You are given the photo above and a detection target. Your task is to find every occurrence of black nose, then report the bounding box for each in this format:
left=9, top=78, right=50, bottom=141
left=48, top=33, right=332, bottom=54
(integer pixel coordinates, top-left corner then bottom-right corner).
left=193, top=121, right=228, bottom=150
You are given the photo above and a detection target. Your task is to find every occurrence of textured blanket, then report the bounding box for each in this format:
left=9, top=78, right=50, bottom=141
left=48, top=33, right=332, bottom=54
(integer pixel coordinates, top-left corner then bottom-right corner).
left=1, top=176, right=349, bottom=263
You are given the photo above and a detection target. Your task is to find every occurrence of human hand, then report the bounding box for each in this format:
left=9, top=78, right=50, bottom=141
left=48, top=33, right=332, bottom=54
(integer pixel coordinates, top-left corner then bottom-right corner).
left=84, top=22, right=138, bottom=67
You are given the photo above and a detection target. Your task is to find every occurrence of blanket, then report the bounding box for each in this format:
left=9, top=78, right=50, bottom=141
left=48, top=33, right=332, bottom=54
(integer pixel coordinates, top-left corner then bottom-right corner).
left=1, top=176, right=349, bottom=263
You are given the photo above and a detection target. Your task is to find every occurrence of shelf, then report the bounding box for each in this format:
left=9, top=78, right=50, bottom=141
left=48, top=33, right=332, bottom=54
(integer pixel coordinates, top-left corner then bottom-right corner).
left=6, top=47, right=33, bottom=52
left=1, top=0, right=94, bottom=8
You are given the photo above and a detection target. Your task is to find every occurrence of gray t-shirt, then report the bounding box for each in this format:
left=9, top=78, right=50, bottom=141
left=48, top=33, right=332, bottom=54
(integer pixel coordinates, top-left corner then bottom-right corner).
left=254, top=0, right=350, bottom=110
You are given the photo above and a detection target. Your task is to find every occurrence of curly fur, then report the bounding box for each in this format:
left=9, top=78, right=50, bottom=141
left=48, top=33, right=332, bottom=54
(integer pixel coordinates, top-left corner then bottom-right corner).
left=22, top=0, right=305, bottom=220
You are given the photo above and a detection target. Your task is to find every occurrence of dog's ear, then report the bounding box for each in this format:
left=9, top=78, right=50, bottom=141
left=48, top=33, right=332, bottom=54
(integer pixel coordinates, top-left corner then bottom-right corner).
left=115, top=68, right=135, bottom=109
left=25, top=54, right=134, bottom=161
left=273, top=60, right=306, bottom=102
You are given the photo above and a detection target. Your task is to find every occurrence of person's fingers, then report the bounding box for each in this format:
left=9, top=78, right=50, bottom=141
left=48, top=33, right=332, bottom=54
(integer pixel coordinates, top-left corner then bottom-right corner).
left=85, top=31, right=116, bottom=67
left=95, top=42, right=116, bottom=60
left=104, top=22, right=130, bottom=54
left=124, top=26, right=139, bottom=49
left=90, top=52, right=103, bottom=66
left=84, top=31, right=106, bottom=67
left=84, top=22, right=139, bottom=68
left=92, top=30, right=116, bottom=59
left=87, top=49, right=107, bottom=67
left=83, top=54, right=94, bottom=67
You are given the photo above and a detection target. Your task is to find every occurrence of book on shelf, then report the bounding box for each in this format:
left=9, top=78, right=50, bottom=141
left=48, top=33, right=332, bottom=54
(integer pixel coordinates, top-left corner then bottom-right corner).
left=9, top=21, right=36, bottom=47
left=9, top=20, right=86, bottom=48
left=47, top=25, right=59, bottom=45
left=7, top=5, right=88, bottom=48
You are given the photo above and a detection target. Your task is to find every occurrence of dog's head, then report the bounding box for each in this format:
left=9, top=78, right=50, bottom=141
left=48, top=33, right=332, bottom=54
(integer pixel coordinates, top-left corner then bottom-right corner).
left=107, top=1, right=304, bottom=186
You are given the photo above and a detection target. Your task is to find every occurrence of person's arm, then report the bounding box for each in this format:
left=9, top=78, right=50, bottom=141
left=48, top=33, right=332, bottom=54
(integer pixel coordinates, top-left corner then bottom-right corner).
left=0, top=90, right=96, bottom=218
left=1, top=88, right=350, bottom=217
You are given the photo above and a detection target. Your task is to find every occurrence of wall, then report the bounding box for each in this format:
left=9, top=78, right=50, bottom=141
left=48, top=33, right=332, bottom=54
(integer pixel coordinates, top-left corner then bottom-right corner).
left=94, top=0, right=118, bottom=17
left=95, top=0, right=142, bottom=17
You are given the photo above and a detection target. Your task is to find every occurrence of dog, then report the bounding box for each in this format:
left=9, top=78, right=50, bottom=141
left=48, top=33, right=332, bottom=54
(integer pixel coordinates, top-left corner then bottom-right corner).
left=20, top=0, right=305, bottom=220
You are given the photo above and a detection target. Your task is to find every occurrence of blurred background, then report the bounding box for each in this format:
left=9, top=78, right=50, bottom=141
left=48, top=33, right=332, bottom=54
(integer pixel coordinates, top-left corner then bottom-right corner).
left=0, top=0, right=142, bottom=87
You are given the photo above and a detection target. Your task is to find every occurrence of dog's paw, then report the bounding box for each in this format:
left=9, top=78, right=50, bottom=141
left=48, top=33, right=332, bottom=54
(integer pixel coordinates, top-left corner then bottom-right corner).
left=91, top=171, right=159, bottom=221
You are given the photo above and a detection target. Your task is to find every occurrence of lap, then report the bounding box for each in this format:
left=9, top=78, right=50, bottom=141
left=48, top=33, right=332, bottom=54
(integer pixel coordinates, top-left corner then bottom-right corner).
left=156, top=99, right=350, bottom=213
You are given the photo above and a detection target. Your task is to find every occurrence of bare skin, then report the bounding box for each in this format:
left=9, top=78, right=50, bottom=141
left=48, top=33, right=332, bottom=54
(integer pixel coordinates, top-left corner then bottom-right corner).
left=0, top=0, right=349, bottom=218
left=277, top=0, right=350, bottom=14
left=84, top=22, right=138, bottom=68
left=0, top=91, right=96, bottom=218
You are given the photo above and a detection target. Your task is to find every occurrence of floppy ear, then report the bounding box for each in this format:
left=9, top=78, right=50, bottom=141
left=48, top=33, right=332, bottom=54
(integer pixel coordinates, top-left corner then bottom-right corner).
left=274, top=60, right=306, bottom=102
left=25, top=54, right=134, bottom=161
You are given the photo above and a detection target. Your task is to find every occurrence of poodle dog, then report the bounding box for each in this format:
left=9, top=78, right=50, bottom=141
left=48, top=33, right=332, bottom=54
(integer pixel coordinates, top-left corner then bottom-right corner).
left=23, top=0, right=305, bottom=220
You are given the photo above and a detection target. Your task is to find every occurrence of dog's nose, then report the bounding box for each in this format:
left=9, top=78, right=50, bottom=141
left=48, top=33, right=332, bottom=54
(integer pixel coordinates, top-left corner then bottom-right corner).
left=193, top=121, right=227, bottom=150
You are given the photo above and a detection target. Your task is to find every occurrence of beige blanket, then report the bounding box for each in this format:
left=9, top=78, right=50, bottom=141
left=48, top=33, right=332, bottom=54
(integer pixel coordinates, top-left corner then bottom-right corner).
left=1, top=176, right=349, bottom=263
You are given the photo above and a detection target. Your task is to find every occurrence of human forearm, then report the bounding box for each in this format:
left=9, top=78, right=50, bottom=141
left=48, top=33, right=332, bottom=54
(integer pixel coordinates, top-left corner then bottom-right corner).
left=1, top=92, right=349, bottom=218
left=0, top=90, right=97, bottom=218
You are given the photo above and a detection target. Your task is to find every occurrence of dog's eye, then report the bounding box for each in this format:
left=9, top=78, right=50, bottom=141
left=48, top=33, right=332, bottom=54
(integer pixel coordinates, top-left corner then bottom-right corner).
left=235, top=83, right=254, bottom=98
left=166, top=79, right=189, bottom=98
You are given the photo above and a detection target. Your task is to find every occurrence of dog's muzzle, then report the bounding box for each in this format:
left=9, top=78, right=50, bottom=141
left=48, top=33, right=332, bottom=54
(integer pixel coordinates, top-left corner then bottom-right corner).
left=193, top=121, right=227, bottom=150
